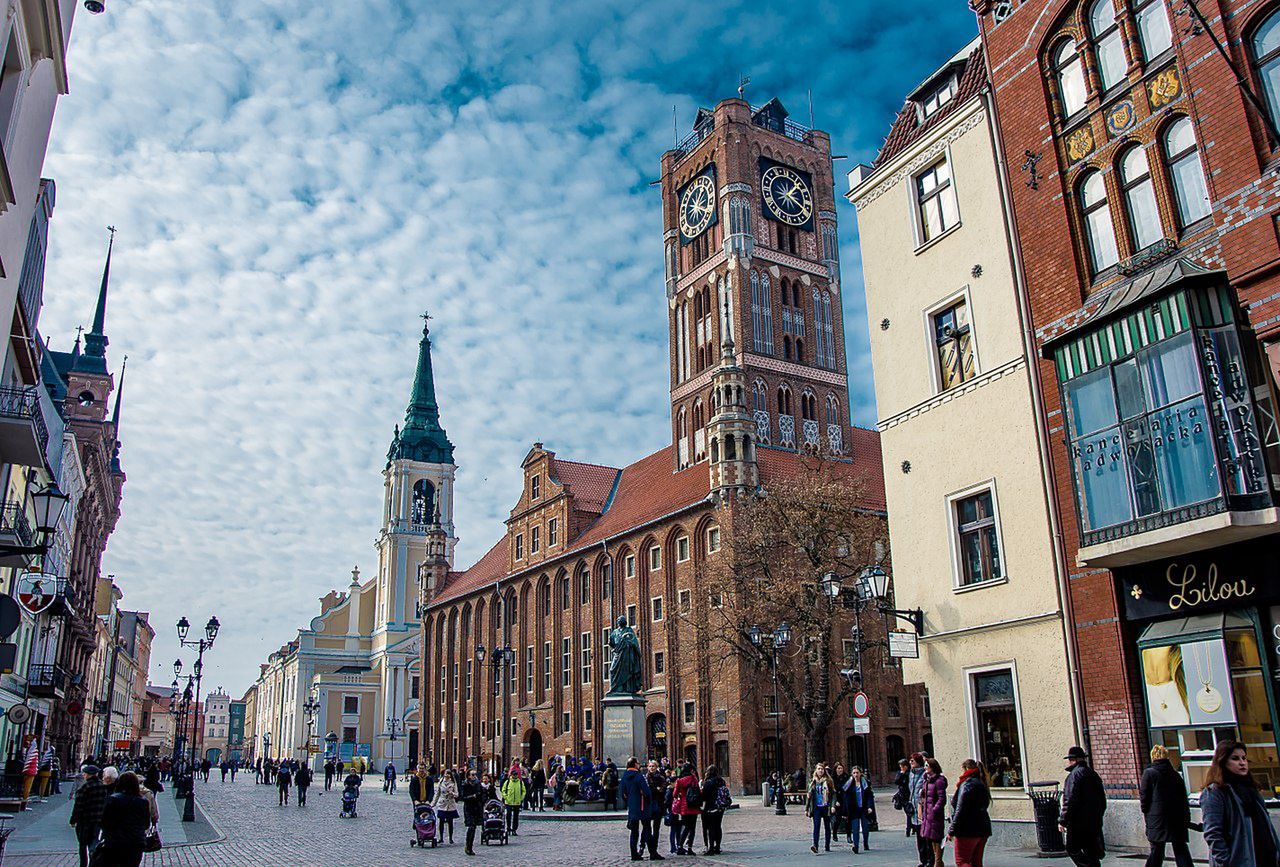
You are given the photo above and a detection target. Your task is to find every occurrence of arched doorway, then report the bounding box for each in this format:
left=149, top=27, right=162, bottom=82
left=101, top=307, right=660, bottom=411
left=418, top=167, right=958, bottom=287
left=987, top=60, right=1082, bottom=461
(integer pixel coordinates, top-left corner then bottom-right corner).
left=525, top=729, right=543, bottom=763
left=647, top=714, right=667, bottom=760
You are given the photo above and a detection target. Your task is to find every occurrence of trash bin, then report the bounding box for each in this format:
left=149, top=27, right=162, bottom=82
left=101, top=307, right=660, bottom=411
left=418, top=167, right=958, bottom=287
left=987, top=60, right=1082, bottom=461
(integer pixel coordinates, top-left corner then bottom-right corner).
left=1027, top=780, right=1067, bottom=856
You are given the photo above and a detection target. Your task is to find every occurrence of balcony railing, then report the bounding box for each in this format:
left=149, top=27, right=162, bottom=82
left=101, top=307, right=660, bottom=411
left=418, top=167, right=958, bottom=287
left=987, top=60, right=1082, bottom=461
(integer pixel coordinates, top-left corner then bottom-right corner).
left=0, top=385, right=49, bottom=467
left=751, top=105, right=813, bottom=144
left=0, top=502, right=32, bottom=547
left=674, top=118, right=715, bottom=158
left=28, top=663, right=67, bottom=694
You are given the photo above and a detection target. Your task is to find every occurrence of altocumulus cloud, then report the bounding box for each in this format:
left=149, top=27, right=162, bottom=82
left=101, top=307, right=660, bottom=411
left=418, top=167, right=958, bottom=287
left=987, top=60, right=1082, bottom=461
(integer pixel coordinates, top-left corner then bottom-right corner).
left=37, top=0, right=976, bottom=691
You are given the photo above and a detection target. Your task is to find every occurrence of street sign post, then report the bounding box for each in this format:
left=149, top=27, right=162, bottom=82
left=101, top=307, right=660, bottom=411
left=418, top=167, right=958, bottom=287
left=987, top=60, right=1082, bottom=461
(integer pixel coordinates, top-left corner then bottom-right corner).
left=851, top=691, right=870, bottom=718
left=853, top=718, right=870, bottom=734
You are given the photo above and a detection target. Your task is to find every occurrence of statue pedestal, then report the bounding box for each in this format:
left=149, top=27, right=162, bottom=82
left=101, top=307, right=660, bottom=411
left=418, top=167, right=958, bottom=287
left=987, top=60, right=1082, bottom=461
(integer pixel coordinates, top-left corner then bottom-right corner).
left=601, top=694, right=647, bottom=764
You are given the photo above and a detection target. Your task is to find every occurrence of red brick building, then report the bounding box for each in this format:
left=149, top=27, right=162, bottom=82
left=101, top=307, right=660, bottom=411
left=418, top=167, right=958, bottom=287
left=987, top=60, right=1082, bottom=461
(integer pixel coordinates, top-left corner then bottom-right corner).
left=975, top=0, right=1280, bottom=823
left=418, top=97, right=930, bottom=793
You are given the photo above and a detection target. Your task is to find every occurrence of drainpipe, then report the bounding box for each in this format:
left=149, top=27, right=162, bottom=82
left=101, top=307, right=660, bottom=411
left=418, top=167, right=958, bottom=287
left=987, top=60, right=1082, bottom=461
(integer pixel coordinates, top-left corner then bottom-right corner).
left=982, top=85, right=1088, bottom=754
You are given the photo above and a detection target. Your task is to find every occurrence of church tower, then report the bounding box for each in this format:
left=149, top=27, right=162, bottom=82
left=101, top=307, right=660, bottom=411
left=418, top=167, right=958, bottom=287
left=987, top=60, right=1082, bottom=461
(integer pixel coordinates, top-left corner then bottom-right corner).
left=661, top=97, right=850, bottom=472
left=377, top=316, right=456, bottom=631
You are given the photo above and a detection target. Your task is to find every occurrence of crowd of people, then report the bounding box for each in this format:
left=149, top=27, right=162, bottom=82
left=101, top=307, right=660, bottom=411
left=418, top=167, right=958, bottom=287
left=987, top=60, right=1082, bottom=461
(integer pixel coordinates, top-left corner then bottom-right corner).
left=68, top=762, right=161, bottom=867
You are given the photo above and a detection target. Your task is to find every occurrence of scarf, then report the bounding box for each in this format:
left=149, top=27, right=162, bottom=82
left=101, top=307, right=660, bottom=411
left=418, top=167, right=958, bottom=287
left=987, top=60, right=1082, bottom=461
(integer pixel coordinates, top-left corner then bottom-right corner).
left=957, top=768, right=979, bottom=786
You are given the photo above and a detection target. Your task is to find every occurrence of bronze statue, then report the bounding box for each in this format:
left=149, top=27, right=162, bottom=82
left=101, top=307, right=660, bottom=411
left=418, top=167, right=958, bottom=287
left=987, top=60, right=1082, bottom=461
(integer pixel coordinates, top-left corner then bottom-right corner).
left=608, top=615, right=643, bottom=696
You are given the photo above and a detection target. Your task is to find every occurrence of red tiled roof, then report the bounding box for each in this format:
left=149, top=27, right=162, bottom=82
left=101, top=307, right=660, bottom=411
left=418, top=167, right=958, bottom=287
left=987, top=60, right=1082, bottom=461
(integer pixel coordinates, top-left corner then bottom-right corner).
left=872, top=43, right=986, bottom=169
left=430, top=435, right=886, bottom=608
left=551, top=458, right=619, bottom=513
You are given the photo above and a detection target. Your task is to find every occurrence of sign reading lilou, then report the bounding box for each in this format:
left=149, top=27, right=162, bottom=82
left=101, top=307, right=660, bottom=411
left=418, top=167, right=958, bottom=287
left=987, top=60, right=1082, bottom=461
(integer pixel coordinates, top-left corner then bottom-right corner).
left=1118, top=537, right=1272, bottom=621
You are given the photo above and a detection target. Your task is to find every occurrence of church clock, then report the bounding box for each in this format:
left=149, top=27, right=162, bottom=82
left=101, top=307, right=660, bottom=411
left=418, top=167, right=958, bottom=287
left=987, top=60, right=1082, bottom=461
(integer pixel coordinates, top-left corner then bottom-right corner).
left=678, top=173, right=716, bottom=240
left=760, top=162, right=813, bottom=227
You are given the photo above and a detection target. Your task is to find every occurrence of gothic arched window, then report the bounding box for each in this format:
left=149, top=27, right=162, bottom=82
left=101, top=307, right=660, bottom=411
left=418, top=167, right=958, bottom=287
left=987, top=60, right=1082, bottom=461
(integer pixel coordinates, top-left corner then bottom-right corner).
left=777, top=385, right=793, bottom=417
left=1118, top=145, right=1161, bottom=251
left=822, top=292, right=835, bottom=369
left=753, top=379, right=767, bottom=411
left=412, top=479, right=436, bottom=526
left=1162, top=117, right=1211, bottom=228
left=1079, top=170, right=1120, bottom=273
left=826, top=394, right=840, bottom=426
left=1051, top=39, right=1087, bottom=118
left=1253, top=9, right=1280, bottom=132
left=795, top=338, right=805, bottom=363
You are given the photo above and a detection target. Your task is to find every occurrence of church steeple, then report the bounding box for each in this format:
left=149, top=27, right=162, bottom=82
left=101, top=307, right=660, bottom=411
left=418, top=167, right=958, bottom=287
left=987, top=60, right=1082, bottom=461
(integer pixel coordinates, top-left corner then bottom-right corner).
left=387, top=313, right=454, bottom=466
left=110, top=357, right=126, bottom=473
left=76, top=228, right=115, bottom=375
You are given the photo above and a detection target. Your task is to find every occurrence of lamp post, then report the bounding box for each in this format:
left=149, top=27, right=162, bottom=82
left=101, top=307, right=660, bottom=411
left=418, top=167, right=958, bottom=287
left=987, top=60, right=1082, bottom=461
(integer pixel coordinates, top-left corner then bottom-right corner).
left=303, top=693, right=320, bottom=769
left=475, top=643, right=514, bottom=773
left=176, top=614, right=219, bottom=822
left=748, top=621, right=791, bottom=816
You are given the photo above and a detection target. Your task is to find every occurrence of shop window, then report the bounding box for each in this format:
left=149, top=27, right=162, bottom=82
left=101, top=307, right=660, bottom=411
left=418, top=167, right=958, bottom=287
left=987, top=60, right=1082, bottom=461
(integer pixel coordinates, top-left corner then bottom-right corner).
left=1135, top=0, right=1173, bottom=62
left=1064, top=331, right=1220, bottom=538
left=1089, top=0, right=1128, bottom=92
left=933, top=299, right=975, bottom=390
left=915, top=158, right=959, bottom=244
left=1051, top=39, right=1088, bottom=118
left=1253, top=9, right=1280, bottom=136
left=954, top=489, right=1004, bottom=587
left=1163, top=118, right=1211, bottom=228
left=1119, top=145, right=1163, bottom=252
left=1080, top=171, right=1120, bottom=274
left=972, top=669, right=1025, bottom=788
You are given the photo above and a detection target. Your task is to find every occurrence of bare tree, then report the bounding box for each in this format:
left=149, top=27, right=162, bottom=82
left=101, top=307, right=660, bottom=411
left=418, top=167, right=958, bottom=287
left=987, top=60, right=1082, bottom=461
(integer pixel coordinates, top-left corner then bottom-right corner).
left=702, top=454, right=889, bottom=772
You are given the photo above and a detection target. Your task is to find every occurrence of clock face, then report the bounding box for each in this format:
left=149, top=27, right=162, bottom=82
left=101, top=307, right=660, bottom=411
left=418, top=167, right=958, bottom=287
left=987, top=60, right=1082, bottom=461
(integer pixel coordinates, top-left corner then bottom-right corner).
left=761, top=165, right=813, bottom=226
left=679, top=175, right=716, bottom=239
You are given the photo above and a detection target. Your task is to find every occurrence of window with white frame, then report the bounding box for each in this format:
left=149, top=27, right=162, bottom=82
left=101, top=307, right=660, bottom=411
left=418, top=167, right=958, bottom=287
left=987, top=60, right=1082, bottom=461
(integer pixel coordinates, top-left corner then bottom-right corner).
left=580, top=632, right=592, bottom=684
left=915, top=158, right=959, bottom=244
left=1254, top=10, right=1280, bottom=133
left=707, top=526, right=721, bottom=553
left=453, top=663, right=459, bottom=700
left=654, top=650, right=665, bottom=675
left=709, top=591, right=723, bottom=608
left=561, top=637, right=571, bottom=687
left=1080, top=170, right=1120, bottom=274
left=972, top=669, right=1024, bottom=788
left=1051, top=39, right=1088, bottom=118
left=933, top=299, right=975, bottom=390
left=676, top=536, right=690, bottom=562
left=531, top=525, right=540, bottom=554
left=526, top=645, right=534, bottom=693
left=602, top=628, right=612, bottom=678
left=1134, top=0, right=1173, bottom=61
left=649, top=545, right=662, bottom=571
left=625, top=554, right=636, bottom=579
left=919, top=74, right=958, bottom=118
left=1163, top=117, right=1211, bottom=228
left=584, top=708, right=593, bottom=731
left=543, top=641, right=552, bottom=692
left=466, top=660, right=473, bottom=700
left=343, top=695, right=359, bottom=714
left=1088, top=0, right=1128, bottom=92
left=531, top=474, right=540, bottom=500
left=562, top=711, right=571, bottom=734
left=548, top=517, right=558, bottom=547
left=683, top=700, right=696, bottom=724
left=954, top=488, right=1004, bottom=587
left=515, top=533, right=524, bottom=560
left=651, top=596, right=664, bottom=622
left=1119, top=145, right=1162, bottom=252
left=627, top=604, right=637, bottom=627
left=579, top=569, right=590, bottom=605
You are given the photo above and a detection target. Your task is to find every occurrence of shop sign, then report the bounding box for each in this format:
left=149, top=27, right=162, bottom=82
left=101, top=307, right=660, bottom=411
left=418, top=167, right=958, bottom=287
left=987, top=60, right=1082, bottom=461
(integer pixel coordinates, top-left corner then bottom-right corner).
left=1118, top=537, right=1275, bottom=621
left=888, top=631, right=919, bottom=659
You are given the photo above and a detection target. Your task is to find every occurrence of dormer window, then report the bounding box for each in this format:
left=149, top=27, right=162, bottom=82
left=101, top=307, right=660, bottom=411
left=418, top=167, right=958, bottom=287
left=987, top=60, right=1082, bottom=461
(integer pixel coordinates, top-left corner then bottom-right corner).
left=531, top=474, right=540, bottom=500
left=918, top=75, right=958, bottom=120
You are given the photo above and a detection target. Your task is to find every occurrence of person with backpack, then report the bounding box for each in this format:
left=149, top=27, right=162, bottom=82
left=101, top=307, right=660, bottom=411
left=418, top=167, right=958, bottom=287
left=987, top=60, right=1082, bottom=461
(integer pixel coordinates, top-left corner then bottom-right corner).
left=276, top=761, right=293, bottom=806
left=699, top=765, right=731, bottom=855
left=672, top=763, right=701, bottom=856
left=602, top=758, right=620, bottom=811
left=501, top=764, right=527, bottom=835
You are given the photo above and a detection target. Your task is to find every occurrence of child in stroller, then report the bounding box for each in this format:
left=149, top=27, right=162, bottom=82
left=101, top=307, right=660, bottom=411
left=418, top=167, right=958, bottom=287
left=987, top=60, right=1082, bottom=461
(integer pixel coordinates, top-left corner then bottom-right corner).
left=480, top=799, right=508, bottom=845
left=340, top=771, right=361, bottom=818
left=412, top=802, right=438, bottom=847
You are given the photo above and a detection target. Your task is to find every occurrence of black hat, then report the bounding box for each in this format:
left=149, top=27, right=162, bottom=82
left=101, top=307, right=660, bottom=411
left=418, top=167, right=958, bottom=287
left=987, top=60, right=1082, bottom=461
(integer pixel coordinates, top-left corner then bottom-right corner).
left=82, top=764, right=101, bottom=777
left=1064, top=746, right=1089, bottom=761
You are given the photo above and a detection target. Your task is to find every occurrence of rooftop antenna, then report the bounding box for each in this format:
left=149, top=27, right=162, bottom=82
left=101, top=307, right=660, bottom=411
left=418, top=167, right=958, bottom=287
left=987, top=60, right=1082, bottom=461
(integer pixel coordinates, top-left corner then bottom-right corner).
left=808, top=88, right=815, bottom=129
left=672, top=105, right=677, bottom=147
left=737, top=75, right=751, bottom=100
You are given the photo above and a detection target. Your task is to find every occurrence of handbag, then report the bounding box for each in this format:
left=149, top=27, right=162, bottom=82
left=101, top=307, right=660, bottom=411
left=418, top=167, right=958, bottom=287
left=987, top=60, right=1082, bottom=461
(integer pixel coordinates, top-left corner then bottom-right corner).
left=143, top=825, right=162, bottom=852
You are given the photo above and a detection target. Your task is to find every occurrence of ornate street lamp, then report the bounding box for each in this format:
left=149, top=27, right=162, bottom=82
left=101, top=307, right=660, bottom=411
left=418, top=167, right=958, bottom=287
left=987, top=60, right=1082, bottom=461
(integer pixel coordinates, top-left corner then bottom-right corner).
left=749, top=621, right=790, bottom=816
left=176, top=612, right=219, bottom=822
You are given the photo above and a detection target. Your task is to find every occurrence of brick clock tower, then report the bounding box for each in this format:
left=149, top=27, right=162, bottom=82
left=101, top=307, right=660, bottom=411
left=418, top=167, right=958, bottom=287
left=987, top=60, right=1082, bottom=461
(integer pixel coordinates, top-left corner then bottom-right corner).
left=661, top=97, right=850, bottom=475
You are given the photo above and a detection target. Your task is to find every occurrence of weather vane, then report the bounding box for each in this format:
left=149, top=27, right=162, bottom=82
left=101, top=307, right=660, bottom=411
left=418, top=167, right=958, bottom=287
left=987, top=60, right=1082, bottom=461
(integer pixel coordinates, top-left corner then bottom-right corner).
left=738, top=75, right=751, bottom=100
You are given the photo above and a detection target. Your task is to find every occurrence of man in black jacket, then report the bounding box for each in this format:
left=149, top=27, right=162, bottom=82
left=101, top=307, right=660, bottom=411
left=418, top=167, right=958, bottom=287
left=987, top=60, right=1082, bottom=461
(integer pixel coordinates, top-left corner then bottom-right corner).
left=277, top=762, right=293, bottom=806
left=295, top=764, right=313, bottom=807
left=1139, top=745, right=1192, bottom=867
left=460, top=769, right=483, bottom=856
left=1059, top=746, right=1106, bottom=867
left=69, top=765, right=107, bottom=867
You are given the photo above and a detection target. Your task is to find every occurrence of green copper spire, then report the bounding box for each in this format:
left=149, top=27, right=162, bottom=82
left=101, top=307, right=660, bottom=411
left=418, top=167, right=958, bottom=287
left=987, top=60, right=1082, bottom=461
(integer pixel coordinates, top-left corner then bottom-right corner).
left=387, top=313, right=454, bottom=466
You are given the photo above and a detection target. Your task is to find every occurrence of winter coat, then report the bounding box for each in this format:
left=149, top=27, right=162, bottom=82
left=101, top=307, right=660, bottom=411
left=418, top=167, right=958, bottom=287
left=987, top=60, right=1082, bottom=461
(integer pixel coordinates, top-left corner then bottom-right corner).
left=1201, top=781, right=1280, bottom=867
left=1139, top=759, right=1190, bottom=844
left=276, top=767, right=292, bottom=788
left=410, top=774, right=434, bottom=804
left=673, top=774, right=701, bottom=816
left=919, top=772, right=948, bottom=842
left=908, top=766, right=926, bottom=804
left=805, top=778, right=836, bottom=816
left=1059, top=763, right=1106, bottom=832
left=844, top=777, right=875, bottom=820
left=700, top=774, right=726, bottom=814
left=947, top=773, right=992, bottom=839
left=70, top=778, right=108, bottom=828
left=893, top=770, right=910, bottom=809
left=646, top=771, right=668, bottom=820
left=530, top=767, right=546, bottom=790
left=99, top=792, right=150, bottom=852
left=501, top=776, right=526, bottom=806
left=294, top=767, right=312, bottom=789
left=620, top=767, right=651, bottom=822
left=460, top=779, right=484, bottom=827
left=432, top=776, right=458, bottom=813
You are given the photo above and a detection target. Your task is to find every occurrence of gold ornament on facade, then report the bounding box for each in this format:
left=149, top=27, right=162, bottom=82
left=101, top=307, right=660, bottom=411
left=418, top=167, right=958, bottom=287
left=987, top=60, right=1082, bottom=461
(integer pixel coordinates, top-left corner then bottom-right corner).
left=1148, top=66, right=1181, bottom=110
left=1066, top=124, right=1095, bottom=163
left=1105, top=99, right=1136, bottom=137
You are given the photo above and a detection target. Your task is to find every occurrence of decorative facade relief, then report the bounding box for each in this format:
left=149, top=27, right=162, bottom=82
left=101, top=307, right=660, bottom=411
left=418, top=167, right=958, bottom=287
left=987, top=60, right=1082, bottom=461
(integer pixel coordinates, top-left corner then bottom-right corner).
left=778, top=414, right=795, bottom=448
left=827, top=423, right=843, bottom=455
left=754, top=409, right=772, bottom=445
left=803, top=419, right=820, bottom=448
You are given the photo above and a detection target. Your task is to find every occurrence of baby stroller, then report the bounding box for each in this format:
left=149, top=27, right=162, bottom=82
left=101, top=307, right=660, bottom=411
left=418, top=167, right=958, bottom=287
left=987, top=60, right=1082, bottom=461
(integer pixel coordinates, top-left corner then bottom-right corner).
left=340, top=784, right=359, bottom=818
left=412, top=803, right=438, bottom=847
left=480, top=799, right=508, bottom=845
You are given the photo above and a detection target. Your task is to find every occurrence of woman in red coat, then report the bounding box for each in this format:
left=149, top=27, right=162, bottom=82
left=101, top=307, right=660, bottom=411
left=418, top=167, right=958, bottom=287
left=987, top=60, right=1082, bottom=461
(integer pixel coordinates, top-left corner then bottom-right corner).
left=671, top=763, right=701, bottom=856
left=919, top=758, right=949, bottom=867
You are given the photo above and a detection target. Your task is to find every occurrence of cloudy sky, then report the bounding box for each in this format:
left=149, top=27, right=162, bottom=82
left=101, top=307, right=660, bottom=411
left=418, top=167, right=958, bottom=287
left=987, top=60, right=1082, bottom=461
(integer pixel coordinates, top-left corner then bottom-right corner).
left=39, top=0, right=977, bottom=694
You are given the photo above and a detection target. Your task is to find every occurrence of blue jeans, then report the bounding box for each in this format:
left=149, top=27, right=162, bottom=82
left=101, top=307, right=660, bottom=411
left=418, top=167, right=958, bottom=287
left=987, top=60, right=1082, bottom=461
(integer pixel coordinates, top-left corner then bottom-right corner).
left=850, top=816, right=870, bottom=849
left=811, top=805, right=830, bottom=849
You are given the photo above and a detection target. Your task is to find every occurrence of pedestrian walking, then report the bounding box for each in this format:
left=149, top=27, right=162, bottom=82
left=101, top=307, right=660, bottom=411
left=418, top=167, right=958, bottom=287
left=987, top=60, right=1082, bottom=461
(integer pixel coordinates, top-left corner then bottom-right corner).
left=909, top=753, right=928, bottom=855
left=1200, top=739, right=1280, bottom=867
left=699, top=764, right=730, bottom=855
left=384, top=761, right=397, bottom=794
left=1059, top=746, right=1106, bottom=867
left=323, top=758, right=333, bottom=791
left=644, top=759, right=667, bottom=861
left=69, top=765, right=107, bottom=867
left=295, top=764, right=312, bottom=806
left=846, top=765, right=874, bottom=853
left=919, top=758, right=948, bottom=867
left=460, top=768, right=483, bottom=856
left=411, top=763, right=435, bottom=806
left=219, top=760, right=228, bottom=783
left=276, top=761, right=293, bottom=806
left=621, top=757, right=652, bottom=861
left=432, top=769, right=460, bottom=844
left=602, top=758, right=620, bottom=811
left=200, top=758, right=211, bottom=782
left=806, top=764, right=836, bottom=854
left=552, top=761, right=566, bottom=810
left=97, top=771, right=150, bottom=867
left=529, top=759, right=546, bottom=811
left=229, top=761, right=237, bottom=781
left=672, top=763, right=701, bottom=856
left=1140, top=745, right=1193, bottom=867
left=893, top=758, right=915, bottom=836
left=831, top=763, right=850, bottom=843
left=501, top=764, right=526, bottom=835
left=947, top=759, right=992, bottom=867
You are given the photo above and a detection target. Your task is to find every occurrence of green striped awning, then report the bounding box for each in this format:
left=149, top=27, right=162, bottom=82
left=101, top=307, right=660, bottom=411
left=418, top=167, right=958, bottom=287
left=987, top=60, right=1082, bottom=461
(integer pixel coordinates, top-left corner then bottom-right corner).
left=1049, top=259, right=1232, bottom=382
